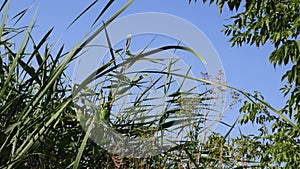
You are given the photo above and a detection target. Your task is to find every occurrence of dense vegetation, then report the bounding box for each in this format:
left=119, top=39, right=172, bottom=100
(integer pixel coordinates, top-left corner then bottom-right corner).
left=0, top=0, right=299, bottom=168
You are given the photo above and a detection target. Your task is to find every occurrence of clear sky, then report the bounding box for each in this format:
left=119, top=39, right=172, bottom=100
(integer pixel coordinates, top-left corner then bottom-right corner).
left=9, top=0, right=289, bottom=135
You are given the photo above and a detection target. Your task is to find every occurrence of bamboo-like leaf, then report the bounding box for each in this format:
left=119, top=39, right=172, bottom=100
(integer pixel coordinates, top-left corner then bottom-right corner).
left=224, top=118, right=238, bottom=139
left=73, top=114, right=95, bottom=169
left=3, top=45, right=42, bottom=85
left=92, top=0, right=115, bottom=26
left=79, top=0, right=134, bottom=51
left=177, top=65, right=192, bottom=93
left=0, top=0, right=8, bottom=12
left=12, top=6, right=32, bottom=26
left=0, top=0, right=9, bottom=39
left=72, top=0, right=135, bottom=95
left=164, top=58, right=173, bottom=95
left=134, top=75, right=163, bottom=106
left=29, top=27, right=54, bottom=65
left=104, top=21, right=116, bottom=66
left=0, top=0, right=37, bottom=97
left=94, top=45, right=206, bottom=82
left=67, top=0, right=99, bottom=29
left=17, top=59, right=41, bottom=84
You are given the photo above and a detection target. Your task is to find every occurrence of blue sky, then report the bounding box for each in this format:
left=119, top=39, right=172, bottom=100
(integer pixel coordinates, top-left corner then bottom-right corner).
left=10, top=0, right=289, bottom=135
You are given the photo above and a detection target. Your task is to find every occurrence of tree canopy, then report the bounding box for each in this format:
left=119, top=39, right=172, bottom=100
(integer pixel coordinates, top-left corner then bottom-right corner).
left=195, top=0, right=300, bottom=167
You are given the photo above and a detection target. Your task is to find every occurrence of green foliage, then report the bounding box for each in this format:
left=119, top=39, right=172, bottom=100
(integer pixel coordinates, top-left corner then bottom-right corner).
left=1, top=0, right=227, bottom=168
left=0, top=0, right=135, bottom=168
left=194, top=0, right=300, bottom=168
left=192, top=0, right=300, bottom=168
left=1, top=0, right=299, bottom=168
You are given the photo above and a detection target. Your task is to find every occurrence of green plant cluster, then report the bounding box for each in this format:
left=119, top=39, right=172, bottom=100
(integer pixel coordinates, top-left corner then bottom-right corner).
left=193, top=0, right=300, bottom=168
left=0, top=0, right=299, bottom=168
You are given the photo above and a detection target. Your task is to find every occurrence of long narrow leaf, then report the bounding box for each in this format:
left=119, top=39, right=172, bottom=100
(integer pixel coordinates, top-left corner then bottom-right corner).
left=92, top=0, right=115, bottom=26
left=67, top=0, right=99, bottom=29
left=73, top=115, right=95, bottom=169
left=0, top=0, right=37, bottom=97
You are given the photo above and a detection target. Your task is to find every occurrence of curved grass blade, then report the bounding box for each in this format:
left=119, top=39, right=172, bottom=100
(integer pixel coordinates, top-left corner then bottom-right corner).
left=12, top=6, right=32, bottom=26
left=92, top=0, right=115, bottom=27
left=0, top=0, right=9, bottom=38
left=67, top=0, right=99, bottom=29
left=72, top=114, right=95, bottom=169
left=0, top=0, right=8, bottom=12
left=104, top=21, right=116, bottom=67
